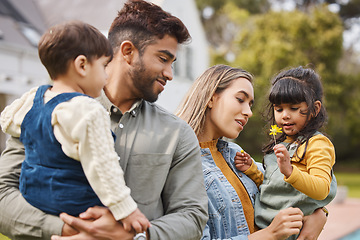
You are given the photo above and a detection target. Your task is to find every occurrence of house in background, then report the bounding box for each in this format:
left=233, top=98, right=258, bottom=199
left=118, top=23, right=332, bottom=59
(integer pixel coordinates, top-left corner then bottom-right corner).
left=0, top=0, right=49, bottom=150
left=0, top=0, right=209, bottom=152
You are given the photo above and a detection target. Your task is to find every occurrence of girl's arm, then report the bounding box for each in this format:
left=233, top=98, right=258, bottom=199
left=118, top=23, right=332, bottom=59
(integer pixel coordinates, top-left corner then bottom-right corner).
left=284, top=135, right=335, bottom=200
left=234, top=150, right=264, bottom=188
left=242, top=160, right=264, bottom=188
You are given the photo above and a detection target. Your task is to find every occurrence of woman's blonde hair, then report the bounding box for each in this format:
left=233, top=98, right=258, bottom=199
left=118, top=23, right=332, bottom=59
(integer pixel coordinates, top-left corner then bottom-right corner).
left=176, top=64, right=253, bottom=137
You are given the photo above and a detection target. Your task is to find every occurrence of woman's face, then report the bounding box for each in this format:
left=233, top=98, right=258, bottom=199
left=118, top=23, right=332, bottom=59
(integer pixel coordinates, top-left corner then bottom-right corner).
left=204, top=77, right=254, bottom=140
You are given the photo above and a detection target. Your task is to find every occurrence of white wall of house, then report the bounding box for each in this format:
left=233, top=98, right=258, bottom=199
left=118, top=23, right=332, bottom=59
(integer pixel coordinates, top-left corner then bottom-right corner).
left=152, top=0, right=209, bottom=113
left=0, top=0, right=209, bottom=152
left=0, top=42, right=49, bottom=96
left=0, top=42, right=49, bottom=152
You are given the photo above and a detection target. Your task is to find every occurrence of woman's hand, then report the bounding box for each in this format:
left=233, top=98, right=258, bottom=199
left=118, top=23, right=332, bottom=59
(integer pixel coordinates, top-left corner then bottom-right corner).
left=297, top=208, right=327, bottom=240
left=249, top=207, right=303, bottom=240
left=51, top=206, right=135, bottom=240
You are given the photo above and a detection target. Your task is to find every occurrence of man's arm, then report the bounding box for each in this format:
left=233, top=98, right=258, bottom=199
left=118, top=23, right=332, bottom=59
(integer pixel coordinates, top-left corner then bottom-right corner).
left=148, top=123, right=208, bottom=240
left=0, top=136, right=63, bottom=239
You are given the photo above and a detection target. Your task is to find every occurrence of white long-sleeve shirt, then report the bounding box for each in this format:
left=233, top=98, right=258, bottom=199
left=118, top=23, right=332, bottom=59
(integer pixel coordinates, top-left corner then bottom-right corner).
left=0, top=87, right=137, bottom=220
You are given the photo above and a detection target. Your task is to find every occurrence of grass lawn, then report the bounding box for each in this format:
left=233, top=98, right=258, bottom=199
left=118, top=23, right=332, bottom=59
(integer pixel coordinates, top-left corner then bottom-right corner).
left=0, top=234, right=10, bottom=240
left=334, top=171, right=360, bottom=198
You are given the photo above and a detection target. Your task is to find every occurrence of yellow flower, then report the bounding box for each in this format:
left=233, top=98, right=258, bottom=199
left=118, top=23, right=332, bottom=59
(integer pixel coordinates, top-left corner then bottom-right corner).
left=269, top=125, right=282, bottom=136
left=269, top=125, right=282, bottom=145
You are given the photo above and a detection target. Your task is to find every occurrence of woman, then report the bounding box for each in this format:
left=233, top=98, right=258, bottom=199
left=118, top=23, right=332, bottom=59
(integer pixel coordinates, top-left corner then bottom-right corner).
left=176, top=64, right=331, bottom=240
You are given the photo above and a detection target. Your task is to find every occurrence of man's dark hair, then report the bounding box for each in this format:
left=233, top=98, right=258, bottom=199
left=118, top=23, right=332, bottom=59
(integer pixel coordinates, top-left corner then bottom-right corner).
left=108, top=0, right=191, bottom=54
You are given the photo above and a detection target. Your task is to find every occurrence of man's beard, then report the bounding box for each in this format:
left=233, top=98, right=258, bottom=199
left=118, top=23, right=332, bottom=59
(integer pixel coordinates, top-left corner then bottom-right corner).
left=130, top=58, right=160, bottom=103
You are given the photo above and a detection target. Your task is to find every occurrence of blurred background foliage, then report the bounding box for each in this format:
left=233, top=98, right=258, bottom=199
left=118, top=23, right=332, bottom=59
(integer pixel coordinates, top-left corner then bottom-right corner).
left=195, top=0, right=360, bottom=171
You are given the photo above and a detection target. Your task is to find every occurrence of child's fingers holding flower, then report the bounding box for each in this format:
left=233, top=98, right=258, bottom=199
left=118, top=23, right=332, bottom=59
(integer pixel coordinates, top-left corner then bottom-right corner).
left=273, top=144, right=290, bottom=162
left=273, top=144, right=293, bottom=178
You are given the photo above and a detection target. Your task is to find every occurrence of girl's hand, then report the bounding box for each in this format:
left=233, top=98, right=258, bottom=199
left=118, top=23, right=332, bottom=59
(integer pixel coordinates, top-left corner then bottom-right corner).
left=234, top=150, right=252, bottom=172
left=273, top=144, right=293, bottom=178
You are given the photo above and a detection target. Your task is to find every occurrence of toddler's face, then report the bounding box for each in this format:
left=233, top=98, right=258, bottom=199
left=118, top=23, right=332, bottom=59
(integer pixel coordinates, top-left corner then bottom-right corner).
left=273, top=101, right=308, bottom=136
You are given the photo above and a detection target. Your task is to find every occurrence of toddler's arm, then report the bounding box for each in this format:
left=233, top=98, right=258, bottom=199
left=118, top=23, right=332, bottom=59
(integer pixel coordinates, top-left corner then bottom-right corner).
left=52, top=97, right=150, bottom=232
left=121, top=208, right=151, bottom=233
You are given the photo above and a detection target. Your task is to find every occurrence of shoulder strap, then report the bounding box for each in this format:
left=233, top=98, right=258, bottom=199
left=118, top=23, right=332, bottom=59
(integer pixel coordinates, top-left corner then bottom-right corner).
left=33, top=85, right=52, bottom=106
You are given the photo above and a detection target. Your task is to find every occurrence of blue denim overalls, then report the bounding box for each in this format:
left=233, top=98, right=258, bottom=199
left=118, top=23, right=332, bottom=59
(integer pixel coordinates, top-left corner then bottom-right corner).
left=19, top=85, right=103, bottom=216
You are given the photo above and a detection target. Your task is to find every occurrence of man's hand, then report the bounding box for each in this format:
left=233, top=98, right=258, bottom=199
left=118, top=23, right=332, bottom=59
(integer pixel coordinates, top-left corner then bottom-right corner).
left=61, top=223, right=78, bottom=236
left=51, top=206, right=135, bottom=240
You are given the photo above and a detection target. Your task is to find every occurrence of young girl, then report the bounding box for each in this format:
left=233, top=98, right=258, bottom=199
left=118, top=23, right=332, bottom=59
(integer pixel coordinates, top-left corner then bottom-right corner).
left=235, top=66, right=337, bottom=239
left=176, top=64, right=332, bottom=240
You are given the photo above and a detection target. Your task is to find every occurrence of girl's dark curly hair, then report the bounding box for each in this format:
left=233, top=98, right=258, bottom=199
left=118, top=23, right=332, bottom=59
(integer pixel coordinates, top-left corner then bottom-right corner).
left=262, top=66, right=328, bottom=160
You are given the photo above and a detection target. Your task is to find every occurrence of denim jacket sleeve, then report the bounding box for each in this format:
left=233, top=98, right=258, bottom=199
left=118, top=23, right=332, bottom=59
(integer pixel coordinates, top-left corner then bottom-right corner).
left=202, top=224, right=249, bottom=240
left=0, top=136, right=63, bottom=239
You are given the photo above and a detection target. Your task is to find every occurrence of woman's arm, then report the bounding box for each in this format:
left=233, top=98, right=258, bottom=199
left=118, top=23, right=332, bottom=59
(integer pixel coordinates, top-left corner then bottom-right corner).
left=249, top=208, right=303, bottom=240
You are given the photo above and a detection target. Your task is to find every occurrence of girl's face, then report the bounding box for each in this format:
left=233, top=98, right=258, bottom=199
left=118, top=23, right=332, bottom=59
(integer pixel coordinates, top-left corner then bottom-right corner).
left=204, top=77, right=254, bottom=141
left=273, top=102, right=309, bottom=136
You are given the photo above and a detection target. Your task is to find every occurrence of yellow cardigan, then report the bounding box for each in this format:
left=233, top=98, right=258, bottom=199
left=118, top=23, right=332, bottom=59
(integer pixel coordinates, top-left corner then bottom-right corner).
left=245, top=134, right=335, bottom=200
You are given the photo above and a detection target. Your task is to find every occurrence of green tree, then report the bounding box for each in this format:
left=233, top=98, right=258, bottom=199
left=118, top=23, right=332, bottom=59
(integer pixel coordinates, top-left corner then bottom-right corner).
left=195, top=0, right=270, bottom=51
left=196, top=0, right=359, bottom=162
left=210, top=5, right=347, bottom=159
left=325, top=72, right=360, bottom=160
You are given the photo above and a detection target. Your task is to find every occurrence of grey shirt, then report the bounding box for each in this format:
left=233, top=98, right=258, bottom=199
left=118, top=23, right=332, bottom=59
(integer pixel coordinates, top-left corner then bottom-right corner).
left=0, top=93, right=208, bottom=240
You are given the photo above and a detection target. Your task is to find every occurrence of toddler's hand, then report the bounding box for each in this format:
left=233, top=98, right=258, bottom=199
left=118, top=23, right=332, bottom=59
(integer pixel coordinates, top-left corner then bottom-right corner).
left=234, top=150, right=252, bottom=172
left=121, top=208, right=151, bottom=233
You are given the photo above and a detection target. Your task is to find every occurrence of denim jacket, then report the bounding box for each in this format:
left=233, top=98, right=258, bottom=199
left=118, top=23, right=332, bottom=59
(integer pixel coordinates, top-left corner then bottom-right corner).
left=201, top=139, right=261, bottom=240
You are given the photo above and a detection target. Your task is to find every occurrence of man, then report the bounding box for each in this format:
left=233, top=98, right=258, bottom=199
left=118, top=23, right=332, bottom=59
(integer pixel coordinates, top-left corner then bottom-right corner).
left=0, top=1, right=208, bottom=239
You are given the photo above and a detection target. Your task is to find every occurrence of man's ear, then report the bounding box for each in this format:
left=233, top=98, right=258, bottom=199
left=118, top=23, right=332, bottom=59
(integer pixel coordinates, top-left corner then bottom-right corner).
left=120, top=41, right=136, bottom=64
left=314, top=100, right=322, bottom=117
left=74, top=55, right=88, bottom=77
